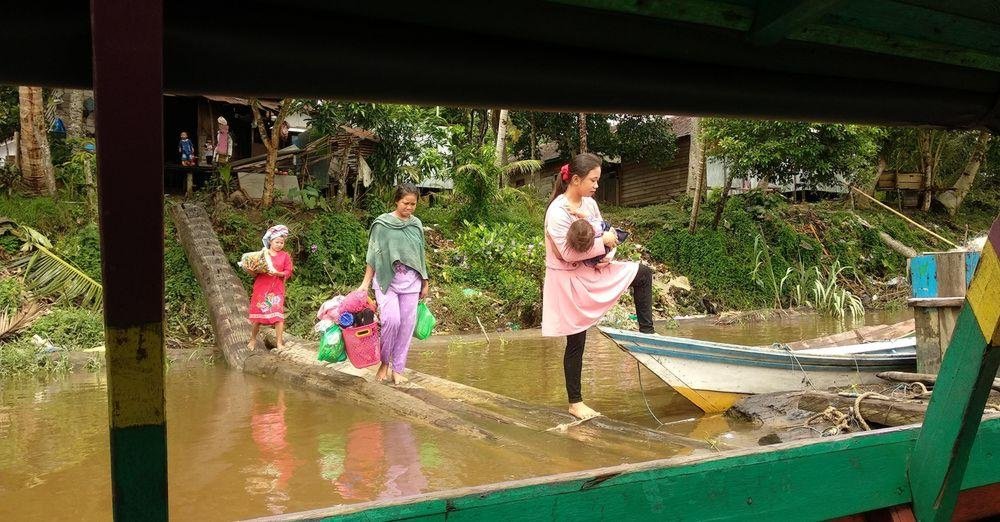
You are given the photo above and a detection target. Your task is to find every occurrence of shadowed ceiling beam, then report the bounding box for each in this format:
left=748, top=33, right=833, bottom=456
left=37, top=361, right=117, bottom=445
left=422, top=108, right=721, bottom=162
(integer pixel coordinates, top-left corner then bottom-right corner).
left=749, top=0, right=842, bottom=45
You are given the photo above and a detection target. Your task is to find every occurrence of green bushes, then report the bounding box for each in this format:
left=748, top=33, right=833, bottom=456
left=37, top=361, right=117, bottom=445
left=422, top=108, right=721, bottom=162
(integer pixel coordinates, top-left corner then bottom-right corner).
left=29, top=307, right=104, bottom=351
left=0, top=194, right=81, bottom=237
left=435, top=283, right=503, bottom=331
left=439, top=222, right=544, bottom=325
left=54, top=223, right=102, bottom=282
left=0, top=277, right=25, bottom=311
left=298, top=212, right=368, bottom=286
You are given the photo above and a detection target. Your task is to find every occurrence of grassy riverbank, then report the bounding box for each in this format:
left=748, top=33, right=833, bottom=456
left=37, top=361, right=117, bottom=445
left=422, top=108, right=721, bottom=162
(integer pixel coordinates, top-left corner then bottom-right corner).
left=1, top=182, right=995, bottom=376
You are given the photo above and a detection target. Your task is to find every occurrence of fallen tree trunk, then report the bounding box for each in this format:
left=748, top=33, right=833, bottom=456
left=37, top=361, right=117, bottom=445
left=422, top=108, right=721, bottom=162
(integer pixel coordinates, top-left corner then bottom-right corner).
left=266, top=332, right=727, bottom=454
left=798, top=390, right=927, bottom=427
left=855, top=215, right=917, bottom=258
left=878, top=371, right=1000, bottom=393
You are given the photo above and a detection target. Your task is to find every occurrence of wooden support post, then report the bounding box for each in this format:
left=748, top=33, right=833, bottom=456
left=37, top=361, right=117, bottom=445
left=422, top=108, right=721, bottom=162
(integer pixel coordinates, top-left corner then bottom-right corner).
left=908, top=218, right=1000, bottom=522
left=91, top=2, right=167, bottom=521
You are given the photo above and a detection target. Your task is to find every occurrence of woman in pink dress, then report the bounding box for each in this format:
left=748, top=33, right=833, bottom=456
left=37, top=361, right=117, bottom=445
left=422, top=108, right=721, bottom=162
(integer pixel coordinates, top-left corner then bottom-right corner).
left=249, top=225, right=294, bottom=350
left=542, top=153, right=654, bottom=420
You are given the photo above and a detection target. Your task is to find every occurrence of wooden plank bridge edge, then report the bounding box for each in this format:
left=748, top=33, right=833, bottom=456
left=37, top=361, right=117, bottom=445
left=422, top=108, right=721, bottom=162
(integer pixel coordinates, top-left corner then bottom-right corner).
left=247, top=416, right=1000, bottom=522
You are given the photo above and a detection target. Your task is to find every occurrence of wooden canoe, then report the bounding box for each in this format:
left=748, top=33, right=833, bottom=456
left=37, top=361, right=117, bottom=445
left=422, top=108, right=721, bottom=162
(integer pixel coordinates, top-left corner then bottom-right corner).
left=599, top=323, right=916, bottom=413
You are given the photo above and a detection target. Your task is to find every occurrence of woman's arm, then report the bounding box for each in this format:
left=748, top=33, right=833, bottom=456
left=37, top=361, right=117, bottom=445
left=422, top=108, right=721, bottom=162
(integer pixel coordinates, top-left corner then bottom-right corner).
left=546, top=207, right=607, bottom=262
left=356, top=264, right=375, bottom=293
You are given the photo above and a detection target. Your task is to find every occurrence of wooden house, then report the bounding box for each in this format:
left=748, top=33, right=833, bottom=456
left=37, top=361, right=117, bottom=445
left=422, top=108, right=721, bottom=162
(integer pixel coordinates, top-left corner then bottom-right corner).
left=510, top=116, right=696, bottom=206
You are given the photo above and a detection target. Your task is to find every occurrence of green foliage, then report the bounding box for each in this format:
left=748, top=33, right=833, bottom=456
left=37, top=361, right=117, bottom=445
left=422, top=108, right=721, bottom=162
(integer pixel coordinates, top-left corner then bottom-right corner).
left=287, top=185, right=329, bottom=211
left=0, top=194, right=81, bottom=237
left=508, top=112, right=677, bottom=165
left=0, top=338, right=48, bottom=378
left=0, top=277, right=25, bottom=312
left=11, top=226, right=103, bottom=308
left=451, top=146, right=541, bottom=224
left=298, top=212, right=367, bottom=286
left=29, top=307, right=104, bottom=351
left=617, top=115, right=679, bottom=167
left=54, top=223, right=102, bottom=281
left=164, top=220, right=212, bottom=339
left=647, top=194, right=822, bottom=310
left=283, top=280, right=345, bottom=338
left=54, top=139, right=97, bottom=201
left=0, top=163, right=18, bottom=196
left=441, top=222, right=544, bottom=324
left=781, top=259, right=865, bottom=321
left=435, top=283, right=501, bottom=331
left=702, top=119, right=883, bottom=187
left=0, top=85, right=17, bottom=141
left=306, top=102, right=453, bottom=198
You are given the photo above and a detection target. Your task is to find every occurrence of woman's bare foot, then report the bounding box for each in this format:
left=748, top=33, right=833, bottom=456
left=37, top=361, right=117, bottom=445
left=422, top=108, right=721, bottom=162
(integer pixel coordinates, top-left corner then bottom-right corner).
left=391, top=371, right=408, bottom=385
left=247, top=338, right=256, bottom=350
left=568, top=402, right=601, bottom=420
left=375, top=363, right=390, bottom=383
left=275, top=343, right=285, bottom=351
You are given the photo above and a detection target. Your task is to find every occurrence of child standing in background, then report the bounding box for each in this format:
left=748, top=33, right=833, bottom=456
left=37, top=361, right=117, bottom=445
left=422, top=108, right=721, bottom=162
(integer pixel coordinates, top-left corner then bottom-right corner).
left=178, top=131, right=195, bottom=166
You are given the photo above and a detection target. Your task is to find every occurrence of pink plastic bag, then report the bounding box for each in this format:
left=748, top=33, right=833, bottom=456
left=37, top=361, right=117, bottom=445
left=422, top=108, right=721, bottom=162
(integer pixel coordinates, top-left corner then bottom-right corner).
left=338, top=290, right=376, bottom=315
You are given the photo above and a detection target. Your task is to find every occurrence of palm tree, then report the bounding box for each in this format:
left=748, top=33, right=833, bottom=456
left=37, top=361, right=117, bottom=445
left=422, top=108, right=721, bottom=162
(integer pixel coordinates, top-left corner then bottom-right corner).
left=453, top=146, right=540, bottom=223
left=11, top=225, right=103, bottom=308
left=17, top=86, right=56, bottom=195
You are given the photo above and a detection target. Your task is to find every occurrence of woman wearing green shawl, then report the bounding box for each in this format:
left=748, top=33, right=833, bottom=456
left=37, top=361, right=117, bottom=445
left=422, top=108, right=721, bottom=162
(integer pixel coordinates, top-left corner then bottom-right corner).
left=356, top=183, right=429, bottom=385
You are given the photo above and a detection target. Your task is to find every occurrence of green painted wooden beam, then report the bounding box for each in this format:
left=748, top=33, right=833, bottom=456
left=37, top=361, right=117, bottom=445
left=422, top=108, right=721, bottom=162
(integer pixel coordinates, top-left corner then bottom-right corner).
left=554, top=0, right=1000, bottom=72
left=908, top=222, right=1000, bottom=522
left=258, top=418, right=1000, bottom=521
left=749, top=0, right=842, bottom=46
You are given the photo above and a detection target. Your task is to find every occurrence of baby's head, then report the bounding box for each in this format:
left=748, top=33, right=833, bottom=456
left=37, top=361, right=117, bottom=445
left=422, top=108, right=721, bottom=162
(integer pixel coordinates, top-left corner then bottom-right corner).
left=567, top=219, right=595, bottom=253
left=180, top=131, right=188, bottom=139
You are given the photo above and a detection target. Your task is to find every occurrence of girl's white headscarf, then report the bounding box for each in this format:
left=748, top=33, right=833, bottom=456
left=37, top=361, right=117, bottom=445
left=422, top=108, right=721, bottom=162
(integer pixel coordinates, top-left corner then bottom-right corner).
left=262, top=225, right=289, bottom=248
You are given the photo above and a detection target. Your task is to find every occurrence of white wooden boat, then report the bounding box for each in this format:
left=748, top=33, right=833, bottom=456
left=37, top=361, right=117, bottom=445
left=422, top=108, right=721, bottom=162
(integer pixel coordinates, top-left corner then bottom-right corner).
left=599, top=323, right=916, bottom=413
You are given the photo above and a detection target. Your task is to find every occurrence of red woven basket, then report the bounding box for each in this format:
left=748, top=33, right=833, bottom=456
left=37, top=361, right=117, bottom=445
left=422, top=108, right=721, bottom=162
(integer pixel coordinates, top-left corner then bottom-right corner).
left=341, top=322, right=381, bottom=368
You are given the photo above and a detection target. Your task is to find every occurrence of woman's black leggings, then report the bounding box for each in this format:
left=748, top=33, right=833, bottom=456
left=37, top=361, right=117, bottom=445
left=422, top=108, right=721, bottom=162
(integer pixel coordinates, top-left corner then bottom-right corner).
left=564, top=264, right=654, bottom=403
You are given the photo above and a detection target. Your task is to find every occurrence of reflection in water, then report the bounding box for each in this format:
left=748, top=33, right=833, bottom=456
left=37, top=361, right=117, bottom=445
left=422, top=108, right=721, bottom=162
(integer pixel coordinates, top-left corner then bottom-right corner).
left=329, top=421, right=429, bottom=501
left=0, top=310, right=910, bottom=520
left=246, top=390, right=299, bottom=514
left=380, top=422, right=428, bottom=499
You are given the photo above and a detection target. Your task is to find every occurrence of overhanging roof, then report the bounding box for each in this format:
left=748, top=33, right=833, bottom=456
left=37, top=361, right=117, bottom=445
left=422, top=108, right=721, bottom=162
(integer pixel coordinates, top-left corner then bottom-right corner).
left=4, top=1, right=1000, bottom=131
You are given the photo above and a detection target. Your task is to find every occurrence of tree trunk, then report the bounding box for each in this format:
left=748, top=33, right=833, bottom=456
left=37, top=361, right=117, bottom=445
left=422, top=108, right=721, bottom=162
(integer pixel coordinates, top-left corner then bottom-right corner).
left=494, top=109, right=509, bottom=170
left=578, top=113, right=588, bottom=153
left=18, top=86, right=56, bottom=195
left=688, top=156, right=706, bottom=233
left=338, top=143, right=350, bottom=204
left=476, top=109, right=488, bottom=146
left=712, top=162, right=733, bottom=230
left=529, top=113, right=537, bottom=161
left=857, top=154, right=886, bottom=210
left=66, top=90, right=86, bottom=139
left=465, top=109, right=474, bottom=146
left=936, top=130, right=992, bottom=216
left=489, top=108, right=501, bottom=139
left=918, top=129, right=934, bottom=211
left=686, top=117, right=704, bottom=196
left=251, top=98, right=293, bottom=208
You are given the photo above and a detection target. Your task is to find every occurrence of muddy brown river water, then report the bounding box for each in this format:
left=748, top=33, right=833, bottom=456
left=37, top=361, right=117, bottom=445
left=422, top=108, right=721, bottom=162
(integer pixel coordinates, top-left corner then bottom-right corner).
left=0, top=310, right=909, bottom=520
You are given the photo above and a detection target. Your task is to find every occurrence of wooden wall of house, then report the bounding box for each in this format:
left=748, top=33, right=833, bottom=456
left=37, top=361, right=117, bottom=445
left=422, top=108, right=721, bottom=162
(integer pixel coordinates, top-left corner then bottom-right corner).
left=619, top=135, right=690, bottom=206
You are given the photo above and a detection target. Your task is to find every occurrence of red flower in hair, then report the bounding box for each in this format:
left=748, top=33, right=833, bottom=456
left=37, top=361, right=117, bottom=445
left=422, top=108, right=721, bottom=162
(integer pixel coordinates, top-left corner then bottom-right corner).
left=560, top=164, right=570, bottom=181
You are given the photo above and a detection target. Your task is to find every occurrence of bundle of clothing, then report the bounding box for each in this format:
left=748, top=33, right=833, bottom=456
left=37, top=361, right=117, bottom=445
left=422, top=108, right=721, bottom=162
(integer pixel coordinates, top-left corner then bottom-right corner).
left=314, top=290, right=378, bottom=333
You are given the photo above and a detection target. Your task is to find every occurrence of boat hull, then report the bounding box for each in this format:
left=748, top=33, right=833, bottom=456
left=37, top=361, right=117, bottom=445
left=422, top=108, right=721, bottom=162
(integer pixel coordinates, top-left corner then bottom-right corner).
left=600, top=327, right=917, bottom=413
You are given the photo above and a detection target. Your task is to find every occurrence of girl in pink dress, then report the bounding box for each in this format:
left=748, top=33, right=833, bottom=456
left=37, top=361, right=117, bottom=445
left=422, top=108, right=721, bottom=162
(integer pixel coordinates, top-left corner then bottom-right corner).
left=542, top=153, right=654, bottom=420
left=249, top=225, right=294, bottom=350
